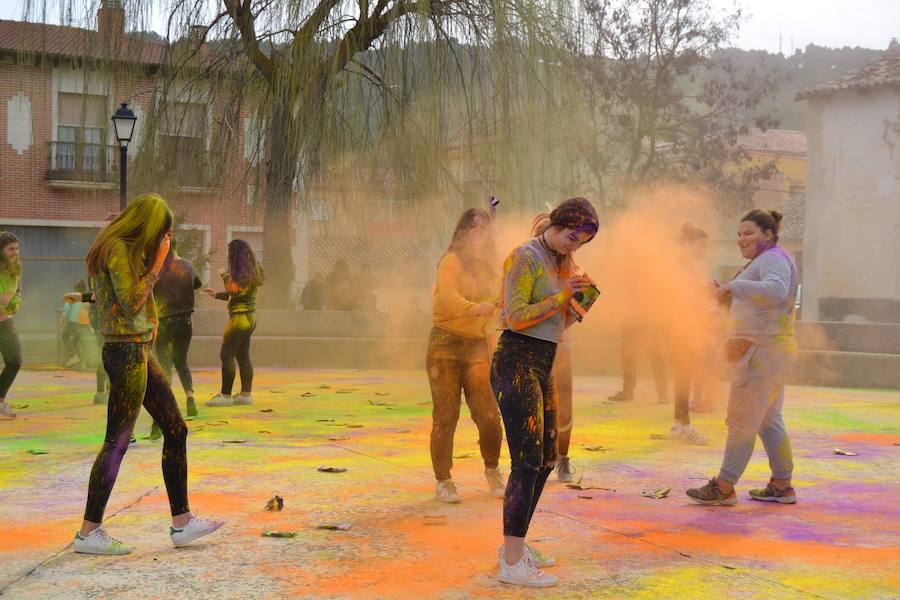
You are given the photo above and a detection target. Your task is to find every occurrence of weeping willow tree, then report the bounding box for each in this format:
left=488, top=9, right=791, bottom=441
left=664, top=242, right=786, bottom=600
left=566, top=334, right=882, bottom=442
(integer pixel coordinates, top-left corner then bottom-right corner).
left=18, top=0, right=580, bottom=306
left=147, top=0, right=581, bottom=306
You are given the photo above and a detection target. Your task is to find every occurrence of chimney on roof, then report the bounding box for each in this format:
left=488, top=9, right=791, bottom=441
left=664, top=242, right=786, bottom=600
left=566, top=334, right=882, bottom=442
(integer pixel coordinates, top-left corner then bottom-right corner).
left=98, top=0, right=125, bottom=42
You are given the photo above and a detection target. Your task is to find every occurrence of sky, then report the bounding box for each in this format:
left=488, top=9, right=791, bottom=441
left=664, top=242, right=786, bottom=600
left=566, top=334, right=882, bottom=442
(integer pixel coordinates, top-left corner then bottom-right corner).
left=0, top=0, right=896, bottom=54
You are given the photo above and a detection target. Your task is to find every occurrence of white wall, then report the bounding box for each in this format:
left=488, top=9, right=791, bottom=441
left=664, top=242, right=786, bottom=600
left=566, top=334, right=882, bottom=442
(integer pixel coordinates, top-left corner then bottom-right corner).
left=802, top=87, right=900, bottom=320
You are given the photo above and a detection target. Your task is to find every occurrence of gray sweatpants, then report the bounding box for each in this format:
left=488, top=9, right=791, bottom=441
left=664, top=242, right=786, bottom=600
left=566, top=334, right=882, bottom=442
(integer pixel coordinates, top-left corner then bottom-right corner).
left=718, top=344, right=794, bottom=484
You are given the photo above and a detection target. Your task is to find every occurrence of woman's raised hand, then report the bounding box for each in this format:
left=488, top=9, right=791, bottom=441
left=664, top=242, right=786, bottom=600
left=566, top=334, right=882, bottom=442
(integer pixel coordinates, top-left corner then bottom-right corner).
left=151, top=234, right=172, bottom=274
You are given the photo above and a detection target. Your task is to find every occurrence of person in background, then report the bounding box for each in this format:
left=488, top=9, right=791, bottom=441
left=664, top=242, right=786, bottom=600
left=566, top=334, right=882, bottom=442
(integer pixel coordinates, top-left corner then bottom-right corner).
left=300, top=272, right=326, bottom=310
left=74, top=193, right=223, bottom=555
left=325, top=259, right=353, bottom=310
left=149, top=237, right=204, bottom=440
left=687, top=209, right=799, bottom=506
left=427, top=208, right=504, bottom=504
left=0, top=231, right=23, bottom=419
left=664, top=223, right=713, bottom=445
left=355, top=262, right=378, bottom=311
left=493, top=197, right=599, bottom=588
left=60, top=280, right=91, bottom=369
left=204, top=239, right=265, bottom=407
left=607, top=321, right=668, bottom=403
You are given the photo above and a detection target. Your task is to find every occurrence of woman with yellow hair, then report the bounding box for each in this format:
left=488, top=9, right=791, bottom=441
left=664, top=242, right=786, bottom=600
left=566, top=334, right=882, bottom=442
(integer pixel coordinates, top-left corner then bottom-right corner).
left=74, top=194, right=224, bottom=555
left=0, top=231, right=23, bottom=419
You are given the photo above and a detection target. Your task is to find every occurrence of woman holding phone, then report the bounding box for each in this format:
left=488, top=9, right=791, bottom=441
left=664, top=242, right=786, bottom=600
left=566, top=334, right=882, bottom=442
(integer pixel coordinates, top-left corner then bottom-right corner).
left=493, top=197, right=599, bottom=587
left=687, top=209, right=798, bottom=506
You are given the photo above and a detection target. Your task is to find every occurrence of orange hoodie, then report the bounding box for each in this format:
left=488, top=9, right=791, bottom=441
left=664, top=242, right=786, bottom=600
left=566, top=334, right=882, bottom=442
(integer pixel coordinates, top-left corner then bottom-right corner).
left=431, top=253, right=496, bottom=339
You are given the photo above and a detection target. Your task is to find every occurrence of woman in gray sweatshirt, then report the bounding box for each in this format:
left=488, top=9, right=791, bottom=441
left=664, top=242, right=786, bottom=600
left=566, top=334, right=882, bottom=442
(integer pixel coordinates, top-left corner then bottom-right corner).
left=687, top=209, right=799, bottom=506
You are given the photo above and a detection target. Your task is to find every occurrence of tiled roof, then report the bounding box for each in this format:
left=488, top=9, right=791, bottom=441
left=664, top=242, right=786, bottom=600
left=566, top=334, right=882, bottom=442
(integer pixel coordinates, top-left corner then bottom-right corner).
left=0, top=19, right=167, bottom=65
left=737, top=129, right=807, bottom=157
left=797, top=47, right=900, bottom=100
left=308, top=235, right=434, bottom=284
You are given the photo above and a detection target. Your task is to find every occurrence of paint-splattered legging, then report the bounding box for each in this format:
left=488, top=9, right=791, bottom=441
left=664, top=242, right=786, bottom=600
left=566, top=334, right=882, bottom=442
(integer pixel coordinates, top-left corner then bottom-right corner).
left=84, top=342, right=189, bottom=522
left=491, top=330, right=557, bottom=538
left=426, top=327, right=502, bottom=481
left=0, top=318, right=21, bottom=398
left=718, top=343, right=793, bottom=485
left=220, top=312, right=256, bottom=396
left=156, top=314, right=194, bottom=394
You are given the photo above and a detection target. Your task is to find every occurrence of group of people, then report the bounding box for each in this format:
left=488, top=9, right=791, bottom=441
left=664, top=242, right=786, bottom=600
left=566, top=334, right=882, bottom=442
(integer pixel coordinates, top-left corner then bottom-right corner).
left=0, top=193, right=800, bottom=588
left=423, top=199, right=799, bottom=587
left=1, top=193, right=265, bottom=553
left=299, top=260, right=377, bottom=311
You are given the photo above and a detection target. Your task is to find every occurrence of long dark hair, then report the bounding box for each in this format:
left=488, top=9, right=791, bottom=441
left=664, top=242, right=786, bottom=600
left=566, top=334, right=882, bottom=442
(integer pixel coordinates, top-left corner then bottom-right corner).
left=227, top=239, right=265, bottom=289
left=444, top=207, right=496, bottom=296
left=0, top=231, right=20, bottom=277
left=447, top=208, right=495, bottom=265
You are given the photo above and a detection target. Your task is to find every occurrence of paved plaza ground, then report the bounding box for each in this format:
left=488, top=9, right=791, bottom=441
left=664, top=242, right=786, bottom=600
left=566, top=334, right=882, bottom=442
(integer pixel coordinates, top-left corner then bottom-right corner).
left=1, top=367, right=898, bottom=599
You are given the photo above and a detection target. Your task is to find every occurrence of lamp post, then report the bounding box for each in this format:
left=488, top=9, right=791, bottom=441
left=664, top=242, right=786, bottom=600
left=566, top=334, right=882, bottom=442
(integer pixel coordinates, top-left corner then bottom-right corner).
left=111, top=103, right=137, bottom=210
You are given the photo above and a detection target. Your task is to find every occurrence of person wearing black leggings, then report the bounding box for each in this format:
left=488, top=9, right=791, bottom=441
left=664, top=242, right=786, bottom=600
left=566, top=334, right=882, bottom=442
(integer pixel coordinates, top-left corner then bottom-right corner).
left=0, top=231, right=23, bottom=420
left=204, top=239, right=264, bottom=407
left=148, top=238, right=204, bottom=439
left=74, top=194, right=223, bottom=555
left=493, top=197, right=599, bottom=588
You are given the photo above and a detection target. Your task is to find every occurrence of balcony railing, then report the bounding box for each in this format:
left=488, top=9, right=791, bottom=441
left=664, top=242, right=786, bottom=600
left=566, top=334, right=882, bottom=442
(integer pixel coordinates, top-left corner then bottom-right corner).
left=45, top=141, right=117, bottom=184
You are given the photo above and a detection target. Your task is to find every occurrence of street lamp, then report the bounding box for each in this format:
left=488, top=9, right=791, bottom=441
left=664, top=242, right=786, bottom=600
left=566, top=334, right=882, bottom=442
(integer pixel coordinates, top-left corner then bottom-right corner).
left=111, top=103, right=137, bottom=210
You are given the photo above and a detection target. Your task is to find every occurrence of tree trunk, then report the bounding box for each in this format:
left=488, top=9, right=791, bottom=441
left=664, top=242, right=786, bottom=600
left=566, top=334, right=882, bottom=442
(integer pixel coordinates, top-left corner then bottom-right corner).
left=260, top=93, right=301, bottom=308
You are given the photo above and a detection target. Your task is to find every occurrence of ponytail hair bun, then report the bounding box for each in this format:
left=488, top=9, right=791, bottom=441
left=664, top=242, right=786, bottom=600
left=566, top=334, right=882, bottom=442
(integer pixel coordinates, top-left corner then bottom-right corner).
left=741, top=208, right=782, bottom=241
left=679, top=221, right=708, bottom=243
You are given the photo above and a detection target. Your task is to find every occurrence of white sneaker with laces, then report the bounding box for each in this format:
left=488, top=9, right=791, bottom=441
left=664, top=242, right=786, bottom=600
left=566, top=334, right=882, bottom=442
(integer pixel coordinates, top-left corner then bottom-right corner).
left=0, top=402, right=16, bottom=419
left=233, top=393, right=253, bottom=405
left=666, top=423, right=683, bottom=440
left=556, top=456, right=574, bottom=483
left=680, top=424, right=709, bottom=446
left=206, top=394, right=233, bottom=407
left=498, top=552, right=558, bottom=587
left=73, top=527, right=132, bottom=555
left=435, top=479, right=461, bottom=503
left=484, top=468, right=505, bottom=498
left=170, top=515, right=225, bottom=547
left=497, top=543, right=556, bottom=568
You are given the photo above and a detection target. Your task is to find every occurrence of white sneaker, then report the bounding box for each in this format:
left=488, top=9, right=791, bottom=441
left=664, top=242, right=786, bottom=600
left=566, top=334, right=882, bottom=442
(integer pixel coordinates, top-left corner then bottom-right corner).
left=435, top=479, right=461, bottom=503
left=485, top=468, right=505, bottom=498
left=0, top=402, right=15, bottom=419
left=233, top=393, right=253, bottom=405
left=666, top=423, right=684, bottom=440
left=206, top=394, right=233, bottom=407
left=498, top=543, right=556, bottom=568
left=556, top=456, right=574, bottom=483
left=74, top=527, right=132, bottom=555
left=170, top=515, right=225, bottom=547
left=680, top=425, right=709, bottom=446
left=498, top=552, right=558, bottom=587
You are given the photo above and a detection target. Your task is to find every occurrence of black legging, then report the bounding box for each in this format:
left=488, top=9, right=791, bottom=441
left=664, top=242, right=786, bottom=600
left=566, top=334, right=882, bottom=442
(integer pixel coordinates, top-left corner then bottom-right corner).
left=0, top=319, right=22, bottom=398
left=156, top=314, right=194, bottom=394
left=84, top=342, right=189, bottom=522
left=491, top=330, right=557, bottom=538
left=220, top=312, right=256, bottom=396
left=94, top=332, right=108, bottom=393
